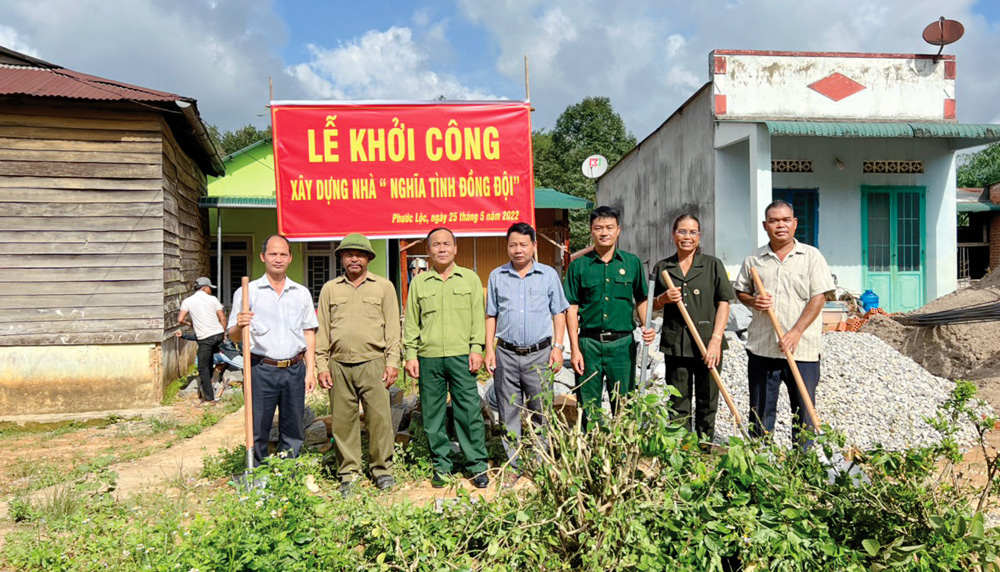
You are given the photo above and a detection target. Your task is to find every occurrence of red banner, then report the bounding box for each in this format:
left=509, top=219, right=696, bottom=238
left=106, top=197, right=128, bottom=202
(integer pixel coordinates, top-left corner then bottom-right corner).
left=271, top=101, right=534, bottom=239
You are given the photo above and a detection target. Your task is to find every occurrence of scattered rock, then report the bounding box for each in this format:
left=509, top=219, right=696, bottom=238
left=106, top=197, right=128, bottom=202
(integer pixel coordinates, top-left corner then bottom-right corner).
left=700, top=332, right=981, bottom=450
left=303, top=419, right=328, bottom=446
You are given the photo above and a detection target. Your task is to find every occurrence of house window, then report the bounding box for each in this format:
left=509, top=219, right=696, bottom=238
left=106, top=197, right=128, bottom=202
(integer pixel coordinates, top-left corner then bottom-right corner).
left=209, top=237, right=253, bottom=310
left=305, top=242, right=343, bottom=304
left=772, top=189, right=819, bottom=247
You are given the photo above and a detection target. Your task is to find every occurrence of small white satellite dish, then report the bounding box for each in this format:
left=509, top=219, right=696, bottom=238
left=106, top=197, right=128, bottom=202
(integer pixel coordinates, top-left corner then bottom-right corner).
left=582, top=154, right=608, bottom=179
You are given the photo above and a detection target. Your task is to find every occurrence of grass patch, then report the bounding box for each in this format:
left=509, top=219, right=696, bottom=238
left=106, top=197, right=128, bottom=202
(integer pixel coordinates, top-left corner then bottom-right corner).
left=161, top=365, right=197, bottom=405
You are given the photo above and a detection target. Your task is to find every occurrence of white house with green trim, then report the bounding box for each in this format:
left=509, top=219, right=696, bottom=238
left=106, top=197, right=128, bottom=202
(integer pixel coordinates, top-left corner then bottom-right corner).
left=598, top=50, right=1000, bottom=312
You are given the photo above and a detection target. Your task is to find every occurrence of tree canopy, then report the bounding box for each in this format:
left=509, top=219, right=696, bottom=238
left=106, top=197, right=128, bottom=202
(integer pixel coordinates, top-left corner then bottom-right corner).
left=957, top=142, right=1000, bottom=188
left=533, top=96, right=636, bottom=250
left=207, top=123, right=272, bottom=157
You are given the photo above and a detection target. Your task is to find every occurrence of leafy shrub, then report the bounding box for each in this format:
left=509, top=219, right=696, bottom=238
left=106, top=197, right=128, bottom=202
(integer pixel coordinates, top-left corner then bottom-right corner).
left=5, top=379, right=1000, bottom=571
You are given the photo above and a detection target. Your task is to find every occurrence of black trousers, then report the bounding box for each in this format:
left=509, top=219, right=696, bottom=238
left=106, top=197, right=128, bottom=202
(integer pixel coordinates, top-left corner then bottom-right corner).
left=664, top=356, right=719, bottom=440
left=747, top=351, right=820, bottom=447
left=250, top=359, right=305, bottom=466
left=196, top=333, right=224, bottom=401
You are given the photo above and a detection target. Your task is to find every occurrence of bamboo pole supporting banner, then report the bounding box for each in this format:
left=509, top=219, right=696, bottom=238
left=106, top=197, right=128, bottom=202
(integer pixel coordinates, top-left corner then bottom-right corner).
left=241, top=276, right=255, bottom=472
left=661, top=271, right=748, bottom=435
left=748, top=267, right=822, bottom=429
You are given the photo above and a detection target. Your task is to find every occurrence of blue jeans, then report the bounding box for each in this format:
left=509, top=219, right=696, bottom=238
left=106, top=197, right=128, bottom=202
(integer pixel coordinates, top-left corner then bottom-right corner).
left=747, top=351, right=819, bottom=448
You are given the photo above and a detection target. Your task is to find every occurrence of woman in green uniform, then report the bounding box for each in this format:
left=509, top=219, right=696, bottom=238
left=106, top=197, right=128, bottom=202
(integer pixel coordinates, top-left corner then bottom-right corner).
left=652, top=214, right=735, bottom=441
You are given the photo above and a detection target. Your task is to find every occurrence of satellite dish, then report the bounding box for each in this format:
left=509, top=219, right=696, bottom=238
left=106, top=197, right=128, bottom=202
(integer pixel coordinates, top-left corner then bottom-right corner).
left=922, top=17, right=964, bottom=62
left=582, top=154, right=608, bottom=179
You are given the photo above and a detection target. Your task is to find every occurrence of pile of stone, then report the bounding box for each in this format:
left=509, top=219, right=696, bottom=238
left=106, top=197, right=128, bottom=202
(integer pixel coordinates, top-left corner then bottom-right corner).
left=705, top=332, right=977, bottom=450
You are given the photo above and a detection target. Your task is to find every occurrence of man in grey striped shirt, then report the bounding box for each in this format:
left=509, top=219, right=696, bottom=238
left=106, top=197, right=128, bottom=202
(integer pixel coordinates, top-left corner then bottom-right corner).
left=485, top=222, right=569, bottom=485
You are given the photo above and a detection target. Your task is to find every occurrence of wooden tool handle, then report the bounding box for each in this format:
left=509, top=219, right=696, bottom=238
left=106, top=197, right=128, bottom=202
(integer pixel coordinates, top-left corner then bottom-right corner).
left=241, top=276, right=254, bottom=468
left=748, top=267, right=822, bottom=429
left=661, top=270, right=744, bottom=429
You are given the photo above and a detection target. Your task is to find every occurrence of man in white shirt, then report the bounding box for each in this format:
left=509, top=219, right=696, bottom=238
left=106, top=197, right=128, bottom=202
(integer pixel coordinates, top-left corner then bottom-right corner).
left=229, top=236, right=319, bottom=465
left=177, top=277, right=227, bottom=403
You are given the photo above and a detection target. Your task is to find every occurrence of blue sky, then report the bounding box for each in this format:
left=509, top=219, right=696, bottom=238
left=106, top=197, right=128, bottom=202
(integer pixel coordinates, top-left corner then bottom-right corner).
left=1, top=0, right=999, bottom=139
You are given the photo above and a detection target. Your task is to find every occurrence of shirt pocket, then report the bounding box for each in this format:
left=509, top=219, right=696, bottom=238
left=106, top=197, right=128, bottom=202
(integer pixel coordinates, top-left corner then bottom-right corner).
left=613, top=274, right=633, bottom=300
left=417, top=290, right=439, bottom=315
left=451, top=284, right=474, bottom=323
left=582, top=273, right=605, bottom=299
left=362, top=296, right=385, bottom=324
left=327, top=297, right=349, bottom=327
left=787, top=273, right=811, bottom=301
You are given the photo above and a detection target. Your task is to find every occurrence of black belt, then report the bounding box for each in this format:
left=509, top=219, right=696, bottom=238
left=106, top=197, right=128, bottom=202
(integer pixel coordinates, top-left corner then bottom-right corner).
left=579, top=330, right=631, bottom=343
left=250, top=351, right=305, bottom=368
left=496, top=338, right=551, bottom=356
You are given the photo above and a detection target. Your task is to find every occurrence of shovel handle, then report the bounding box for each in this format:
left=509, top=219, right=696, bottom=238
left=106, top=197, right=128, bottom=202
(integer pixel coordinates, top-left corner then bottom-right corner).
left=241, top=276, right=254, bottom=470
left=748, top=267, right=823, bottom=429
left=661, top=271, right=745, bottom=431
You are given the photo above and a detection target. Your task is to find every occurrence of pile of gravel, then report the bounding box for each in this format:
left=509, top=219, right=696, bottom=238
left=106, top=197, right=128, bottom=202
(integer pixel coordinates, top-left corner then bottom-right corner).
left=540, top=324, right=979, bottom=451
left=704, top=332, right=978, bottom=450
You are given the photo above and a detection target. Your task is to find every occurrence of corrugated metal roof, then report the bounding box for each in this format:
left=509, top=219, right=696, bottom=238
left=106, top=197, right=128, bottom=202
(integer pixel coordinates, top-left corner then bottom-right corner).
left=957, top=202, right=1000, bottom=212
left=200, top=197, right=276, bottom=208
left=202, top=188, right=593, bottom=210
left=765, top=121, right=1000, bottom=139
left=534, top=187, right=593, bottom=210
left=911, top=123, right=1000, bottom=139
left=0, top=65, right=189, bottom=103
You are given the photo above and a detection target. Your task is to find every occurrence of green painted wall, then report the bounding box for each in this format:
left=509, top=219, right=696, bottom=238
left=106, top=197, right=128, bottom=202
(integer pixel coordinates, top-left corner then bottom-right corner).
left=208, top=139, right=388, bottom=280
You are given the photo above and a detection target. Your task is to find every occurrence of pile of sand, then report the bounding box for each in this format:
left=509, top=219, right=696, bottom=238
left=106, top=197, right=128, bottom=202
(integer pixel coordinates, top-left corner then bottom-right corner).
left=860, top=286, right=1000, bottom=380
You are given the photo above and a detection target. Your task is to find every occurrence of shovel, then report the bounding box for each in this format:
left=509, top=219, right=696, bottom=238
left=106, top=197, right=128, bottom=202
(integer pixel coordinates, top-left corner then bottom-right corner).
left=748, top=268, right=822, bottom=430
left=748, top=267, right=864, bottom=483
left=638, top=268, right=657, bottom=392
left=661, top=270, right=750, bottom=441
left=236, top=276, right=264, bottom=488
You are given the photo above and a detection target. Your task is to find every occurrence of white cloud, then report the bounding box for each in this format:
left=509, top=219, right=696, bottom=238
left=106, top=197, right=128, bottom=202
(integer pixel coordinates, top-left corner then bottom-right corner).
left=457, top=0, right=999, bottom=139
left=286, top=26, right=497, bottom=101
left=0, top=25, right=37, bottom=56
left=0, top=0, right=290, bottom=131
left=665, top=34, right=687, bottom=58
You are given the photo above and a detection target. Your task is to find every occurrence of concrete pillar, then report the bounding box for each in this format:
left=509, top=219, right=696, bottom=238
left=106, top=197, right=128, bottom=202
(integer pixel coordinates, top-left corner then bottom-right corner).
left=748, top=123, right=772, bottom=246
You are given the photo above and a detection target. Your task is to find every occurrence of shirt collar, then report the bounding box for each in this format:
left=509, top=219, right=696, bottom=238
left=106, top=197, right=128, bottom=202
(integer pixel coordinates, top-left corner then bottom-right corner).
left=500, top=261, right=542, bottom=275
left=253, top=275, right=302, bottom=291
left=586, top=247, right=624, bottom=264
left=427, top=264, right=465, bottom=281
left=762, top=239, right=805, bottom=259
left=664, top=252, right=704, bottom=268
left=333, top=272, right=376, bottom=285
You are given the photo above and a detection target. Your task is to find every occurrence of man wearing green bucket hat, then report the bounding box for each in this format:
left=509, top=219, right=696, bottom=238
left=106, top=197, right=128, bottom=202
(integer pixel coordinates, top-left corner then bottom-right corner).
left=316, top=233, right=401, bottom=496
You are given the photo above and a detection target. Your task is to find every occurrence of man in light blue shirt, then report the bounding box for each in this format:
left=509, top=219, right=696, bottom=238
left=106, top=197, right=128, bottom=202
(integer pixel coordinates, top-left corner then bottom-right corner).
left=485, top=222, right=569, bottom=483
left=229, top=235, right=318, bottom=465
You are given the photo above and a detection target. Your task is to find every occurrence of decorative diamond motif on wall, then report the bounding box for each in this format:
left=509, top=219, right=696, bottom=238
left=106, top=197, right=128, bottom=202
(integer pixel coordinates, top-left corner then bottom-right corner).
left=808, top=73, right=866, bottom=102
left=862, top=160, right=924, bottom=174
left=772, top=160, right=813, bottom=173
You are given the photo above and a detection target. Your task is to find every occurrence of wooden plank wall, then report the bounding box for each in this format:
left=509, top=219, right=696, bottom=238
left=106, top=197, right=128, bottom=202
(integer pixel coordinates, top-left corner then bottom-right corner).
left=160, top=119, right=210, bottom=380
left=0, top=100, right=166, bottom=346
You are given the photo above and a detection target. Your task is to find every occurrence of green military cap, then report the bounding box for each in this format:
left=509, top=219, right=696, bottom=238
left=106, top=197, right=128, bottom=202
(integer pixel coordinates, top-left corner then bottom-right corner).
left=335, top=233, right=377, bottom=259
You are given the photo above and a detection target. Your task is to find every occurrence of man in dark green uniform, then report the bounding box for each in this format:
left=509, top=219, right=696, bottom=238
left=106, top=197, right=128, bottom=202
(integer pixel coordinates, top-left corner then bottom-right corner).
left=565, top=206, right=652, bottom=427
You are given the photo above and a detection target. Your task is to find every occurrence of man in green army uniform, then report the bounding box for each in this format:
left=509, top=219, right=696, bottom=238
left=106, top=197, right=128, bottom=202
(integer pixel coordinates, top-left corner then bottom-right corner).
left=565, top=206, right=653, bottom=427
left=403, top=227, right=490, bottom=488
left=316, top=233, right=400, bottom=496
